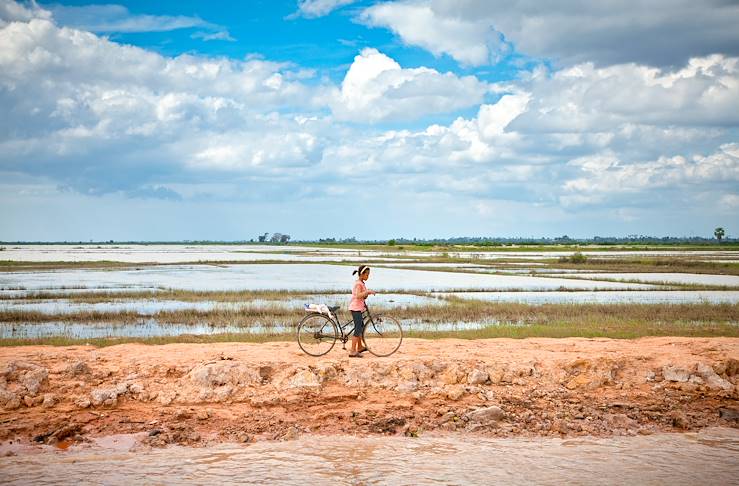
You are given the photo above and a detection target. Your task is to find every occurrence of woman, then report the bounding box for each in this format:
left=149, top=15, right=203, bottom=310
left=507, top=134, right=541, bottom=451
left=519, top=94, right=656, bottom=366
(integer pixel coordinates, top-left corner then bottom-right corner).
left=348, top=265, right=376, bottom=357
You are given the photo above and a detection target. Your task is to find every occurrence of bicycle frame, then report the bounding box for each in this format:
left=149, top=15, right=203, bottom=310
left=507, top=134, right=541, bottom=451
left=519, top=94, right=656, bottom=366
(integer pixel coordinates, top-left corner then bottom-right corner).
left=327, top=305, right=375, bottom=350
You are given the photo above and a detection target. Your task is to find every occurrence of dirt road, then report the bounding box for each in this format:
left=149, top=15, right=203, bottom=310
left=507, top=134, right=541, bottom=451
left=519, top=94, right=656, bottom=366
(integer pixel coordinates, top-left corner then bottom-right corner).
left=1, top=337, right=737, bottom=447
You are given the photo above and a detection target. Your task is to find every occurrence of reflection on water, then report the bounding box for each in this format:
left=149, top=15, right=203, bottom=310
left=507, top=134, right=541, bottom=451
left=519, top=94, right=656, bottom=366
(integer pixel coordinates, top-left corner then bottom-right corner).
left=548, top=272, right=739, bottom=287
left=0, top=293, right=444, bottom=315
left=0, top=264, right=657, bottom=293
left=2, top=429, right=738, bottom=485
left=437, top=290, right=739, bottom=304
left=0, top=318, right=493, bottom=340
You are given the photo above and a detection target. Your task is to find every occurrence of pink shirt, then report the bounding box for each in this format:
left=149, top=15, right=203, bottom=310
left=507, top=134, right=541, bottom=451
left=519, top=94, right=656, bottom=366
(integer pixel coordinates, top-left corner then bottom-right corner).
left=349, top=279, right=368, bottom=311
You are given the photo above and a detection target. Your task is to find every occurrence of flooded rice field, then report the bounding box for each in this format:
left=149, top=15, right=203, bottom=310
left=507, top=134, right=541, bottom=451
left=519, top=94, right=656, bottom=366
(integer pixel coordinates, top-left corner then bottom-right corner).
left=437, top=290, right=739, bottom=304
left=2, top=428, right=737, bottom=486
left=0, top=264, right=658, bottom=293
left=0, top=317, right=493, bottom=340
left=4, top=244, right=739, bottom=263
left=0, top=293, right=444, bottom=314
left=548, top=272, right=739, bottom=287
left=1, top=245, right=737, bottom=341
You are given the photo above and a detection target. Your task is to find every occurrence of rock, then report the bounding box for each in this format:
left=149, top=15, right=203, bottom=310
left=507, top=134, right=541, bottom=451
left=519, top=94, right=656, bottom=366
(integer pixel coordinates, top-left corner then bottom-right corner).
left=444, top=385, right=466, bottom=401
left=395, top=381, right=418, bottom=393
left=91, top=387, right=120, bottom=407
left=42, top=394, right=56, bottom=408
left=725, top=358, right=739, bottom=377
left=173, top=409, right=191, bottom=420
left=467, top=369, right=489, bottom=385
left=343, top=367, right=375, bottom=386
left=158, top=390, right=177, bottom=405
left=670, top=411, right=689, bottom=429
left=148, top=429, right=163, bottom=437
left=67, top=361, right=91, bottom=376
left=315, top=363, right=336, bottom=383
left=288, top=370, right=321, bottom=389
left=196, top=409, right=211, bottom=421
left=281, top=426, right=300, bottom=441
left=20, top=368, right=48, bottom=396
left=478, top=389, right=495, bottom=401
left=440, top=411, right=457, bottom=423
left=466, top=406, right=506, bottom=424
left=694, top=363, right=734, bottom=391
left=236, top=432, right=252, bottom=443
left=188, top=362, right=260, bottom=388
left=23, top=395, right=35, bottom=407
left=719, top=407, right=739, bottom=421
left=662, top=365, right=690, bottom=383
left=439, top=366, right=464, bottom=385
left=2, top=361, right=48, bottom=389
left=607, top=413, right=637, bottom=429
left=644, top=371, right=656, bottom=382
left=398, top=366, right=416, bottom=381
left=75, top=397, right=91, bottom=409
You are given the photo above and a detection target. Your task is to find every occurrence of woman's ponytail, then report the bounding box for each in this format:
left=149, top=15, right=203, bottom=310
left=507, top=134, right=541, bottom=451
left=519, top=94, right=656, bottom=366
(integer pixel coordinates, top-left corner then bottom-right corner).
left=353, top=265, right=370, bottom=276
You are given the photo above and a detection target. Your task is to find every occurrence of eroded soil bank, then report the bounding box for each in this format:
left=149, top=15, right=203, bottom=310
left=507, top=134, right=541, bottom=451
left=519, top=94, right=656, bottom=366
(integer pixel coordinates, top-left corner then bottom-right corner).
left=1, top=337, right=738, bottom=448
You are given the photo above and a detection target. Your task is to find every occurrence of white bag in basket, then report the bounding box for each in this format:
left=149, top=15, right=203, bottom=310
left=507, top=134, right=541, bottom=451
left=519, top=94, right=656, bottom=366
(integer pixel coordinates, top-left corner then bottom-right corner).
left=304, top=303, right=331, bottom=315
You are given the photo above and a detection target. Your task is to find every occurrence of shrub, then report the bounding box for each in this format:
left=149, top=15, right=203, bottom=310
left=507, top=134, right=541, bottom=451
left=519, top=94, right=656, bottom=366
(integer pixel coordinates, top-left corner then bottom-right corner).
left=559, top=251, right=587, bottom=264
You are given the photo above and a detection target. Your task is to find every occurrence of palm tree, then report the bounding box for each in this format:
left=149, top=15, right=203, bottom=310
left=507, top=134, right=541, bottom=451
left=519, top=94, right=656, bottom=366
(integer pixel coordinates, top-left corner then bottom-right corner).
left=714, top=227, right=725, bottom=242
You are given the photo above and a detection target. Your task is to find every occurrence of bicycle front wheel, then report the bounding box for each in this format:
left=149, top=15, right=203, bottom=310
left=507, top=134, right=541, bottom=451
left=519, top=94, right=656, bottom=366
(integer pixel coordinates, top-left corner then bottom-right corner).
left=297, top=313, right=338, bottom=357
left=363, top=314, right=403, bottom=357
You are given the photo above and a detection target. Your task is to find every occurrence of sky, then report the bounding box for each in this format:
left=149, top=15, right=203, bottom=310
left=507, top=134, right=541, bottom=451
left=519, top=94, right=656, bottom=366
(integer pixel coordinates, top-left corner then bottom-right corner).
left=1, top=0, right=738, bottom=241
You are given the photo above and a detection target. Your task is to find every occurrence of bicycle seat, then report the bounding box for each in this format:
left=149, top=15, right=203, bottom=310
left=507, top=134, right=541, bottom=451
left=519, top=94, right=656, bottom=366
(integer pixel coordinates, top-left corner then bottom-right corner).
left=328, top=305, right=340, bottom=313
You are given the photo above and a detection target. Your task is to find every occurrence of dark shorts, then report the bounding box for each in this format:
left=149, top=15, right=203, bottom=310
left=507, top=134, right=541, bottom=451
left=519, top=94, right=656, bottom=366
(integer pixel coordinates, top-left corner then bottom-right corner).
left=351, top=310, right=365, bottom=337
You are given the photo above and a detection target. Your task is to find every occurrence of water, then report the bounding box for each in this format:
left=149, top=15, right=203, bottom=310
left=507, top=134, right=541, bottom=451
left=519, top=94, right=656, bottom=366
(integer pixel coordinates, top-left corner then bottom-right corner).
left=0, top=320, right=277, bottom=340
left=437, top=290, right=739, bottom=304
left=0, top=244, right=401, bottom=264
left=0, top=317, right=494, bottom=340
left=1, top=429, right=737, bottom=485
left=0, top=293, right=444, bottom=315
left=0, top=264, right=657, bottom=293
left=548, top=272, right=739, bottom=287
left=7, top=245, right=737, bottom=264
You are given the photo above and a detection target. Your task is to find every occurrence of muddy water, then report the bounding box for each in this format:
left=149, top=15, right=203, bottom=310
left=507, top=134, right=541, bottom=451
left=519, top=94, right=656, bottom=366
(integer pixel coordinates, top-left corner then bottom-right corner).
left=2, top=429, right=738, bottom=485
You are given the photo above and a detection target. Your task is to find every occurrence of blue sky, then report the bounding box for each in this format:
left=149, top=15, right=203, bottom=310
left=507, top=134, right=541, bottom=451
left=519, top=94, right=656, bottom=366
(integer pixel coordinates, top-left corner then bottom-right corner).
left=1, top=0, right=738, bottom=241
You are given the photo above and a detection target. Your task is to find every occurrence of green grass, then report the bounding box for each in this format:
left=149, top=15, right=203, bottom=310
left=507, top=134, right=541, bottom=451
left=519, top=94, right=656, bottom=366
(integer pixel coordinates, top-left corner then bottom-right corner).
left=1, top=302, right=737, bottom=347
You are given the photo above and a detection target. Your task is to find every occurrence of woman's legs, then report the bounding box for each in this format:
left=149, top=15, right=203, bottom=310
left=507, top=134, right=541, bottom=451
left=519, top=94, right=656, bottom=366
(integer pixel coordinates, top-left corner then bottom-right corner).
left=350, top=311, right=365, bottom=356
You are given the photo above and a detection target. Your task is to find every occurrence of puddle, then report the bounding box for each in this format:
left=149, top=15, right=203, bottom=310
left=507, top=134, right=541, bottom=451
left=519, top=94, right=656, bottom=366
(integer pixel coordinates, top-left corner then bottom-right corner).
left=436, top=290, right=739, bottom=304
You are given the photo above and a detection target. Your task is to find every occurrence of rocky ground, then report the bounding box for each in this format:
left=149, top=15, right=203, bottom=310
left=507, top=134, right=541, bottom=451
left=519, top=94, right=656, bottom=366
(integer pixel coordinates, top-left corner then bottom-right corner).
left=1, top=337, right=738, bottom=449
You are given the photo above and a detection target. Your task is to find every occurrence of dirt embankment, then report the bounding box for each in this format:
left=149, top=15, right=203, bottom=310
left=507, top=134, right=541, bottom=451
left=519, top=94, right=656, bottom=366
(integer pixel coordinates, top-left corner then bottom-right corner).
left=1, top=337, right=738, bottom=448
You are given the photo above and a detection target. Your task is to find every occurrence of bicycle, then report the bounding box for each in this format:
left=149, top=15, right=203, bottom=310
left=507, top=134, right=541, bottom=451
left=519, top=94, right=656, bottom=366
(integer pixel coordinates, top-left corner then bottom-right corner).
left=296, top=304, right=403, bottom=357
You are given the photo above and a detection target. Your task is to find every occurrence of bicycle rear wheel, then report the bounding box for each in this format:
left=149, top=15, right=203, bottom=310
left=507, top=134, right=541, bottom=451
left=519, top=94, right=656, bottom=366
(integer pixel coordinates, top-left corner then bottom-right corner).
left=363, top=314, right=403, bottom=357
left=297, top=313, right=338, bottom=357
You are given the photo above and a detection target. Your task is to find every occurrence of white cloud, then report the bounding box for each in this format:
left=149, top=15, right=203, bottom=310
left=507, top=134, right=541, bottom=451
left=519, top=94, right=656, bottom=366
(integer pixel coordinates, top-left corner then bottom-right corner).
left=331, top=48, right=489, bottom=122
left=47, top=3, right=226, bottom=35
left=360, top=2, right=498, bottom=66
left=510, top=56, right=739, bottom=133
left=0, top=14, right=334, bottom=197
left=1, top=0, right=737, bottom=237
left=293, top=0, right=356, bottom=19
left=0, top=0, right=50, bottom=23
left=563, top=144, right=739, bottom=200
left=359, top=0, right=739, bottom=68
